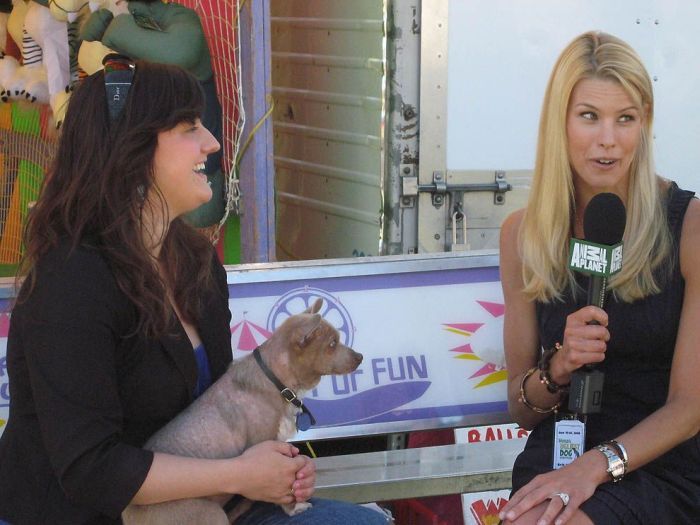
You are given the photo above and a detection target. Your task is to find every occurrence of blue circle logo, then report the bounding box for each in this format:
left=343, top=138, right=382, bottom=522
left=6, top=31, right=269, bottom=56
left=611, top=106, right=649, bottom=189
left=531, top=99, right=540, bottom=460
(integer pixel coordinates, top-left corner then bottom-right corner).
left=267, top=287, right=355, bottom=347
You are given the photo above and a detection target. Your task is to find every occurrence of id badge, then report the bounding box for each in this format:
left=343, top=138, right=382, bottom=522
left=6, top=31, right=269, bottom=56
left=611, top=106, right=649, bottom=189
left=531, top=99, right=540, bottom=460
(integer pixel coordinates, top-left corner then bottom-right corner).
left=552, top=418, right=586, bottom=469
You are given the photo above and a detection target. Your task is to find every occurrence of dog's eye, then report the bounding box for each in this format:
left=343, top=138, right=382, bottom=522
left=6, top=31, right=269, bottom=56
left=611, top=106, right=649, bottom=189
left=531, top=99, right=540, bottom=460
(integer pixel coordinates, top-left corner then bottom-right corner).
left=329, top=339, right=337, bottom=348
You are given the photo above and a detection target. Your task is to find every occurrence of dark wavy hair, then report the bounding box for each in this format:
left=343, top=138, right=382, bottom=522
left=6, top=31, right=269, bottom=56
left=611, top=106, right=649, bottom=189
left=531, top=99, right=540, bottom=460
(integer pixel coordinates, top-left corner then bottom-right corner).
left=19, top=60, right=217, bottom=337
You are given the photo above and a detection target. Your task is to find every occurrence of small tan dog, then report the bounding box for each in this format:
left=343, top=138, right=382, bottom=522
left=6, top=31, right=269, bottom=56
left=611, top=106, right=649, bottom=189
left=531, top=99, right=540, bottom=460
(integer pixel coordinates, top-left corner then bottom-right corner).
left=122, top=298, right=363, bottom=524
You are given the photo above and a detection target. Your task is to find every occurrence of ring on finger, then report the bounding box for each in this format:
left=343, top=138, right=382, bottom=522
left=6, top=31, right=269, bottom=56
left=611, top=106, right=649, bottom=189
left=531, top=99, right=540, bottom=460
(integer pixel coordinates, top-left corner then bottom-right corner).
left=289, top=487, right=295, bottom=497
left=551, top=492, right=570, bottom=507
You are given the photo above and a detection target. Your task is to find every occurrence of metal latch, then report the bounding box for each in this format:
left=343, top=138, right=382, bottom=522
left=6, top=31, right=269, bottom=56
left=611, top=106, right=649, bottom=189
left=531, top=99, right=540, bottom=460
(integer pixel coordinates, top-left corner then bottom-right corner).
left=401, top=170, right=512, bottom=208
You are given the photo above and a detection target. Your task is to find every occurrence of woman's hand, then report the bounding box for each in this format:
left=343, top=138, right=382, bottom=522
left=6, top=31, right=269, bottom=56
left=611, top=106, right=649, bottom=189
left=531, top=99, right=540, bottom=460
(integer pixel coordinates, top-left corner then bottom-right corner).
left=500, top=451, right=607, bottom=524
left=549, top=306, right=610, bottom=385
left=291, top=454, right=316, bottom=502
left=233, top=441, right=308, bottom=505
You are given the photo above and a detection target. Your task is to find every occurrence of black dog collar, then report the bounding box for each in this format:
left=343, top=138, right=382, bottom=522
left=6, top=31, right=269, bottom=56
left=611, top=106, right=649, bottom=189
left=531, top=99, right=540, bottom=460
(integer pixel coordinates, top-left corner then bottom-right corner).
left=253, top=347, right=317, bottom=431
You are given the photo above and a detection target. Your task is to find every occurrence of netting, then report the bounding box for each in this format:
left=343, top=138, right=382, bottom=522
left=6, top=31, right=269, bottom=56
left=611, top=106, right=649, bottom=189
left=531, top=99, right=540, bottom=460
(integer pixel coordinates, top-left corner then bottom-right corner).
left=180, top=0, right=245, bottom=231
left=0, top=0, right=244, bottom=274
left=0, top=103, right=55, bottom=271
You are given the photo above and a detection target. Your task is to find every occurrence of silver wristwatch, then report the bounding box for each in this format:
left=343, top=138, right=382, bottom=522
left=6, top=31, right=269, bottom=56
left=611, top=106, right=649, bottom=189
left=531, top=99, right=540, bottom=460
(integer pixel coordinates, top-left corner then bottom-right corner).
left=595, top=444, right=626, bottom=482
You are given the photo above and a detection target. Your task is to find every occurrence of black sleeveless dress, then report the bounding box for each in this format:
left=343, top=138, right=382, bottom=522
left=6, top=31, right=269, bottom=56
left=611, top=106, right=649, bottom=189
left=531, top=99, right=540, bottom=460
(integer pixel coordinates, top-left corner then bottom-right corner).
left=511, top=182, right=700, bottom=524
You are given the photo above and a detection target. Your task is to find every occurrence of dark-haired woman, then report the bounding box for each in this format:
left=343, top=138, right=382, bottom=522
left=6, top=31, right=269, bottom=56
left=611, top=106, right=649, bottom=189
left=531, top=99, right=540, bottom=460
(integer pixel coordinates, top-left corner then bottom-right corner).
left=0, top=60, right=388, bottom=525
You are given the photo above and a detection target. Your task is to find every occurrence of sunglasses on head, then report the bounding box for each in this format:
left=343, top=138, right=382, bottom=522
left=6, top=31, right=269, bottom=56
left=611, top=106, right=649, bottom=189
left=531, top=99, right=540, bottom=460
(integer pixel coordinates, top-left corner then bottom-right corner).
left=103, top=53, right=135, bottom=123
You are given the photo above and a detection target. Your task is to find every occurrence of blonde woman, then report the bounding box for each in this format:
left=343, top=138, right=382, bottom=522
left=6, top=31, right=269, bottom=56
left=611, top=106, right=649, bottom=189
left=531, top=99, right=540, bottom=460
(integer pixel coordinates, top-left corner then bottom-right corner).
left=499, top=32, right=700, bottom=524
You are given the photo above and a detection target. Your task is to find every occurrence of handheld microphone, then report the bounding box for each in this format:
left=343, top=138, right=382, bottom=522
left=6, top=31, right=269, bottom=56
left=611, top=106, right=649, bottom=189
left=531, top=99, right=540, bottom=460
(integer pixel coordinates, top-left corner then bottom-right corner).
left=567, top=193, right=626, bottom=414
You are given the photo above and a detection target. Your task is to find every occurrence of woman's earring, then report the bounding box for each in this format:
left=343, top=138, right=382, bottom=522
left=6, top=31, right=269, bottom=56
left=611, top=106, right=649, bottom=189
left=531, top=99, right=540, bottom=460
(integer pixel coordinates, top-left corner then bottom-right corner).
left=137, top=184, right=145, bottom=201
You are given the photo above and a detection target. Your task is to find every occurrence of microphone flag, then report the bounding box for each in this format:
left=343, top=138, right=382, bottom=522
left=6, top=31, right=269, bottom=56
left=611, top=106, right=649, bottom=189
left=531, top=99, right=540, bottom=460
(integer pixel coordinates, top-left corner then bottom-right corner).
left=569, top=239, right=623, bottom=277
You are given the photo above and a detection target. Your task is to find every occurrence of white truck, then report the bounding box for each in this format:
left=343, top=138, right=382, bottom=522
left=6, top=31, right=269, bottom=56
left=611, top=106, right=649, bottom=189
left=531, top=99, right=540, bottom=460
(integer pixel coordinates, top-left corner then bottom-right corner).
left=267, top=0, right=699, bottom=261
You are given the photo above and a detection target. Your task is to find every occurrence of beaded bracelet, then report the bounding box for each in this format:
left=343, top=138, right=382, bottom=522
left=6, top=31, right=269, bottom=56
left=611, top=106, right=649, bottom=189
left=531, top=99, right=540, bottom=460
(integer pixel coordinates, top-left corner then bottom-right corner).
left=538, top=342, right=570, bottom=394
left=519, top=367, right=561, bottom=414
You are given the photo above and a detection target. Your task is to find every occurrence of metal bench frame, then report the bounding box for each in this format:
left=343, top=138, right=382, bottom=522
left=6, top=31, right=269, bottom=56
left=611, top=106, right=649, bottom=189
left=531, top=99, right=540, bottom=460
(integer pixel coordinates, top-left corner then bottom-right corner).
left=314, top=439, right=522, bottom=503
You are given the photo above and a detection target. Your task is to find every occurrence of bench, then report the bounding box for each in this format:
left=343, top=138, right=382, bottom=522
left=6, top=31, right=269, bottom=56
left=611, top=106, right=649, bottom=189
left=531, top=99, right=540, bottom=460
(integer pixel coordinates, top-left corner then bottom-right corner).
left=224, top=251, right=525, bottom=509
left=314, top=439, right=523, bottom=504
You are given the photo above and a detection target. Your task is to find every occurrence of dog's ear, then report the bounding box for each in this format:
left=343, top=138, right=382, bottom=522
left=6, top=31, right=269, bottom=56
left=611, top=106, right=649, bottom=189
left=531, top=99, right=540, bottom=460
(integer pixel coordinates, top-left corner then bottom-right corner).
left=303, top=298, right=323, bottom=315
left=298, top=313, right=323, bottom=348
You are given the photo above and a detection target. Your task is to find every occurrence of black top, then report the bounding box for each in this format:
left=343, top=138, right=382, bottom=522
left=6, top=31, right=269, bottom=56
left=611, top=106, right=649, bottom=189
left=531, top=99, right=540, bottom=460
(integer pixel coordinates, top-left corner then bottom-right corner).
left=512, top=182, right=700, bottom=523
left=0, top=240, right=233, bottom=524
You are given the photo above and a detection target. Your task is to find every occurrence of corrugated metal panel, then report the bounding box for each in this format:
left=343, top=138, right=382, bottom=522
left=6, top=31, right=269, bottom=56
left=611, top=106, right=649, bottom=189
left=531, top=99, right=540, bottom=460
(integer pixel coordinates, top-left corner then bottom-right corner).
left=270, top=0, right=385, bottom=260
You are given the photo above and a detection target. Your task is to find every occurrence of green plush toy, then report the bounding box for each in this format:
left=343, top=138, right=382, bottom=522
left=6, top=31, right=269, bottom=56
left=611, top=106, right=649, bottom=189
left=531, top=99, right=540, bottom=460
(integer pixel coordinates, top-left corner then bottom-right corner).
left=81, top=0, right=225, bottom=228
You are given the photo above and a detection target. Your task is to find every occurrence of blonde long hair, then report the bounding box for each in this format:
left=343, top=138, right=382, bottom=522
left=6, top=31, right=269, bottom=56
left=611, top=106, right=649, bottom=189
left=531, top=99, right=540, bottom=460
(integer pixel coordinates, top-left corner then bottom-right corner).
left=521, top=31, right=671, bottom=303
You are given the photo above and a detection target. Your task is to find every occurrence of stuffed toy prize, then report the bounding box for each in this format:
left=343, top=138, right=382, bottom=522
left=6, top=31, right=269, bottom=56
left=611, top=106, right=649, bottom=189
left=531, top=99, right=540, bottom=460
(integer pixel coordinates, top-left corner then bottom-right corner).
left=3, top=0, right=86, bottom=124
left=81, top=0, right=225, bottom=228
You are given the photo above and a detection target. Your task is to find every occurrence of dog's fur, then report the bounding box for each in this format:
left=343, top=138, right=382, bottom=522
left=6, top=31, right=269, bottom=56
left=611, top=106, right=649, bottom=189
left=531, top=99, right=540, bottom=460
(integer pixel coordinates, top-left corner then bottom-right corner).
left=122, top=299, right=363, bottom=524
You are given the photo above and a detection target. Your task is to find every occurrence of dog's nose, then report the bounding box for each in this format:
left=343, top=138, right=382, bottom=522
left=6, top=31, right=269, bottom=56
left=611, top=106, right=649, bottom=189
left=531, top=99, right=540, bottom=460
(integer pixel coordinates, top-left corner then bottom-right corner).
left=354, top=352, right=363, bottom=365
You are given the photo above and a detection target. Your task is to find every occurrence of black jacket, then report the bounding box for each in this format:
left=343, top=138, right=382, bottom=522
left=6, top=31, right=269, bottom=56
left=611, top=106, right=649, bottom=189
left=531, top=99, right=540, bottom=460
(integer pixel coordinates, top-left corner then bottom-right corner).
left=0, top=241, right=233, bottom=524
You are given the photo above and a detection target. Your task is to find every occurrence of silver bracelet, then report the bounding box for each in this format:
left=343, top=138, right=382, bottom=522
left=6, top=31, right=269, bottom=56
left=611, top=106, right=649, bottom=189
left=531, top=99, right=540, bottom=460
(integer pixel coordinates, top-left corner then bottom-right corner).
left=596, top=443, right=626, bottom=482
left=603, top=439, right=629, bottom=468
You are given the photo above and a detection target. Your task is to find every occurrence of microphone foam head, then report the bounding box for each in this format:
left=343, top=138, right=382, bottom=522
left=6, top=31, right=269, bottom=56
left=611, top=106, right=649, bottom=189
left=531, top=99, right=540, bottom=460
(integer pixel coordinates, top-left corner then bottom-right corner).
left=583, top=192, right=627, bottom=245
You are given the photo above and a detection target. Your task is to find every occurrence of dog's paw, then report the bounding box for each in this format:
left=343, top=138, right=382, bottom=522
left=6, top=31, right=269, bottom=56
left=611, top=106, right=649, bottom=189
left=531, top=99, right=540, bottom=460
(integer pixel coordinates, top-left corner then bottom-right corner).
left=281, top=501, right=312, bottom=516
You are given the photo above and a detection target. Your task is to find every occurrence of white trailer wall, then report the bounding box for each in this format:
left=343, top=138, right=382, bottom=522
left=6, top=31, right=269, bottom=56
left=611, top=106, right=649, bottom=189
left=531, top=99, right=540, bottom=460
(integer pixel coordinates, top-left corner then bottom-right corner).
left=416, top=0, right=700, bottom=254
left=446, top=0, right=700, bottom=193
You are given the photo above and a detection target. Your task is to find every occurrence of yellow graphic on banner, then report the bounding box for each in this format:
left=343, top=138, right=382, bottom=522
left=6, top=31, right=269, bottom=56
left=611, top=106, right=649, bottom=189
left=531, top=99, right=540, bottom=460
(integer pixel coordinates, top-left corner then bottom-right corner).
left=444, top=301, right=507, bottom=388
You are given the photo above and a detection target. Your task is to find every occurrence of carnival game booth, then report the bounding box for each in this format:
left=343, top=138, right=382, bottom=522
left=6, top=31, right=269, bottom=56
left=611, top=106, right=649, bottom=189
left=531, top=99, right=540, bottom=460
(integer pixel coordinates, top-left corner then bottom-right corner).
left=0, top=0, right=246, bottom=278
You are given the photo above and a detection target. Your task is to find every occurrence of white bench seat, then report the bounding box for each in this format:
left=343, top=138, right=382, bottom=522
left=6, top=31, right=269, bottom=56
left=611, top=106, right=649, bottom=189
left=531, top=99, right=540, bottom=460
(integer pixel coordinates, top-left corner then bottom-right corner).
left=314, top=439, right=525, bottom=503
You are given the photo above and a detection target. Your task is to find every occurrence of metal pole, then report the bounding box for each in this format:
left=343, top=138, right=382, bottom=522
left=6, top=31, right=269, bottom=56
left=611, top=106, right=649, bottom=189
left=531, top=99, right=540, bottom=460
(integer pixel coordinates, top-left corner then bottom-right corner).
left=239, top=0, right=276, bottom=262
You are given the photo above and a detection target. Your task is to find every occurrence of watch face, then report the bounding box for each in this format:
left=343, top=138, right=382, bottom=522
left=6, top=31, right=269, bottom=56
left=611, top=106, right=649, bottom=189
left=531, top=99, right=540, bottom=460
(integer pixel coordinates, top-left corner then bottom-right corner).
left=610, top=460, right=625, bottom=478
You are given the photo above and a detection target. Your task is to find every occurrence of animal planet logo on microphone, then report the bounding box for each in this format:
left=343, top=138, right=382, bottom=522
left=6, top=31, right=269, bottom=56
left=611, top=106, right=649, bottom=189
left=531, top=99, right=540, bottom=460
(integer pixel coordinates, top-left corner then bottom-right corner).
left=569, top=239, right=623, bottom=276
